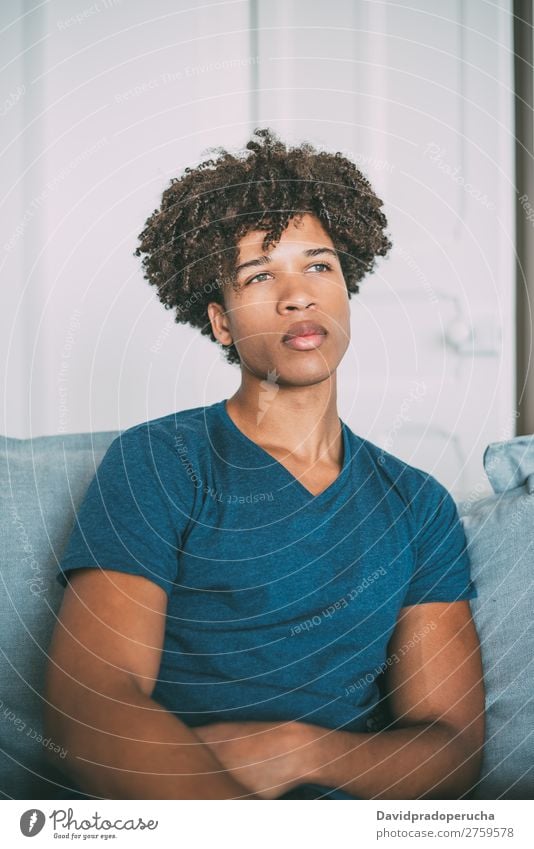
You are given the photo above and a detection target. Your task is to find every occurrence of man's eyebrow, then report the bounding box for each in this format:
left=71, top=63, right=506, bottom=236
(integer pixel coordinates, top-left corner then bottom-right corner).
left=234, top=247, right=340, bottom=276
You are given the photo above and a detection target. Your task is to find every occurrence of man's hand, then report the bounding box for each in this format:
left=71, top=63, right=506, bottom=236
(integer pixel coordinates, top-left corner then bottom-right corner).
left=194, top=720, right=313, bottom=799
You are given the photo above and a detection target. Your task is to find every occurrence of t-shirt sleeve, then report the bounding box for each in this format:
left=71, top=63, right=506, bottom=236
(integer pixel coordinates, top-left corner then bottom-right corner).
left=56, top=426, right=193, bottom=597
left=402, top=473, right=477, bottom=606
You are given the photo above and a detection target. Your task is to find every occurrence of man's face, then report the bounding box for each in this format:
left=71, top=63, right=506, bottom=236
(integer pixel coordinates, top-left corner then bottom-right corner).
left=208, top=213, right=351, bottom=385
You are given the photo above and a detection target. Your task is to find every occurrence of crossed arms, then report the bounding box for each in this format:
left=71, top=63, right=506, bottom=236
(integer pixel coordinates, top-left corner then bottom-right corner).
left=44, top=569, right=485, bottom=799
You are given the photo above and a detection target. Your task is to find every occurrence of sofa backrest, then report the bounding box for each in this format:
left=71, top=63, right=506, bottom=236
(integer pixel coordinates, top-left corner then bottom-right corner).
left=0, top=431, right=118, bottom=799
left=1, top=430, right=533, bottom=799
left=458, top=435, right=534, bottom=799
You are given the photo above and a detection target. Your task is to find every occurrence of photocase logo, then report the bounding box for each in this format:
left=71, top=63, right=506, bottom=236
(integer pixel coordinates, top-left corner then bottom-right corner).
left=257, top=368, right=280, bottom=425
left=20, top=809, right=45, bottom=836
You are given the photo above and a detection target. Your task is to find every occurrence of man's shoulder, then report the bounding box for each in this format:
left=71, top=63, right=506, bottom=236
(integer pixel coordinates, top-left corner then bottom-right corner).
left=347, top=426, right=432, bottom=484
left=100, top=403, right=218, bottom=477
left=346, top=426, right=451, bottom=512
left=117, top=402, right=216, bottom=449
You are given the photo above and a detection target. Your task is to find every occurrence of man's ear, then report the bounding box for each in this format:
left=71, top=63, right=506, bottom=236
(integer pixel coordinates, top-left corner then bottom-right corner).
left=207, top=301, right=233, bottom=346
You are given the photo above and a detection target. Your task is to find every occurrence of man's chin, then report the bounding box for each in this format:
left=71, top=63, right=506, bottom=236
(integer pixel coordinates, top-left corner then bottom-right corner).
left=265, top=364, right=336, bottom=388
left=236, top=344, right=338, bottom=382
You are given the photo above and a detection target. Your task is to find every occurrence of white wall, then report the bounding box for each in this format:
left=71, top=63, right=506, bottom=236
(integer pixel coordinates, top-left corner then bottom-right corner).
left=1, top=0, right=254, bottom=438
left=0, top=0, right=515, bottom=500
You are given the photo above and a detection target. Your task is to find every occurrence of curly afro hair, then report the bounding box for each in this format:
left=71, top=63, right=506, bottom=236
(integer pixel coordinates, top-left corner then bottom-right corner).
left=134, top=127, right=393, bottom=366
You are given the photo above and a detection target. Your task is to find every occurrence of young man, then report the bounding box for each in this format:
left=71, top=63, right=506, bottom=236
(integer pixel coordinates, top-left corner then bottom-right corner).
left=44, top=128, right=484, bottom=800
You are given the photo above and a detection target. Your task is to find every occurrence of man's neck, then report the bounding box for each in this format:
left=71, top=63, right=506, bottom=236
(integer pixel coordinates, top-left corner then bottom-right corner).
left=225, top=377, right=342, bottom=467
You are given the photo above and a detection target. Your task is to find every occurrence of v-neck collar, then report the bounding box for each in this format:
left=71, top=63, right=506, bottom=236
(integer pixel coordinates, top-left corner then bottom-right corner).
left=213, top=398, right=351, bottom=502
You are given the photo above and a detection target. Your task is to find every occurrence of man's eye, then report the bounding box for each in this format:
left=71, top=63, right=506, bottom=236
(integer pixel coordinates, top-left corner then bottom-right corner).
left=309, top=262, right=332, bottom=272
left=245, top=262, right=333, bottom=285
left=245, top=272, right=270, bottom=285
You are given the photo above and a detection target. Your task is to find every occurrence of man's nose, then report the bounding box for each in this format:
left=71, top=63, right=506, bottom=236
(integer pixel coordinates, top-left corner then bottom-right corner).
left=276, top=270, right=319, bottom=306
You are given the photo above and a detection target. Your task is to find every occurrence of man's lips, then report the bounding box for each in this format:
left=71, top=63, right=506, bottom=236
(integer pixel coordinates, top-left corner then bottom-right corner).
left=283, top=333, right=327, bottom=350
left=281, top=320, right=328, bottom=343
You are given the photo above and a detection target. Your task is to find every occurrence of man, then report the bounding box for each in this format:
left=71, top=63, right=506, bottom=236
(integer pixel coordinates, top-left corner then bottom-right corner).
left=44, top=128, right=484, bottom=800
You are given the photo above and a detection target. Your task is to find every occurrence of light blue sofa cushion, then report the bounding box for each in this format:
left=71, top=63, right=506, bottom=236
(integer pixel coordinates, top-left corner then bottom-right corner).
left=459, top=435, right=534, bottom=799
left=0, top=431, right=118, bottom=799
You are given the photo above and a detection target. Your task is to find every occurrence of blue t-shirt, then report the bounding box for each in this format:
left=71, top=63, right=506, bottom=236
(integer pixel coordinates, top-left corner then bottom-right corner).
left=56, top=398, right=476, bottom=800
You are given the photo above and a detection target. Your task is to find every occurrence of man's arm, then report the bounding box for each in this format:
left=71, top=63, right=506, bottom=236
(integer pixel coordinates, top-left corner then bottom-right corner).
left=298, top=599, right=485, bottom=798
left=43, top=568, right=257, bottom=799
left=196, top=601, right=485, bottom=799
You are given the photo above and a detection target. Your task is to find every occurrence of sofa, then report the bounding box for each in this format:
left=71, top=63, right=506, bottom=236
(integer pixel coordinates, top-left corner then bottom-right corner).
left=1, top=428, right=533, bottom=800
